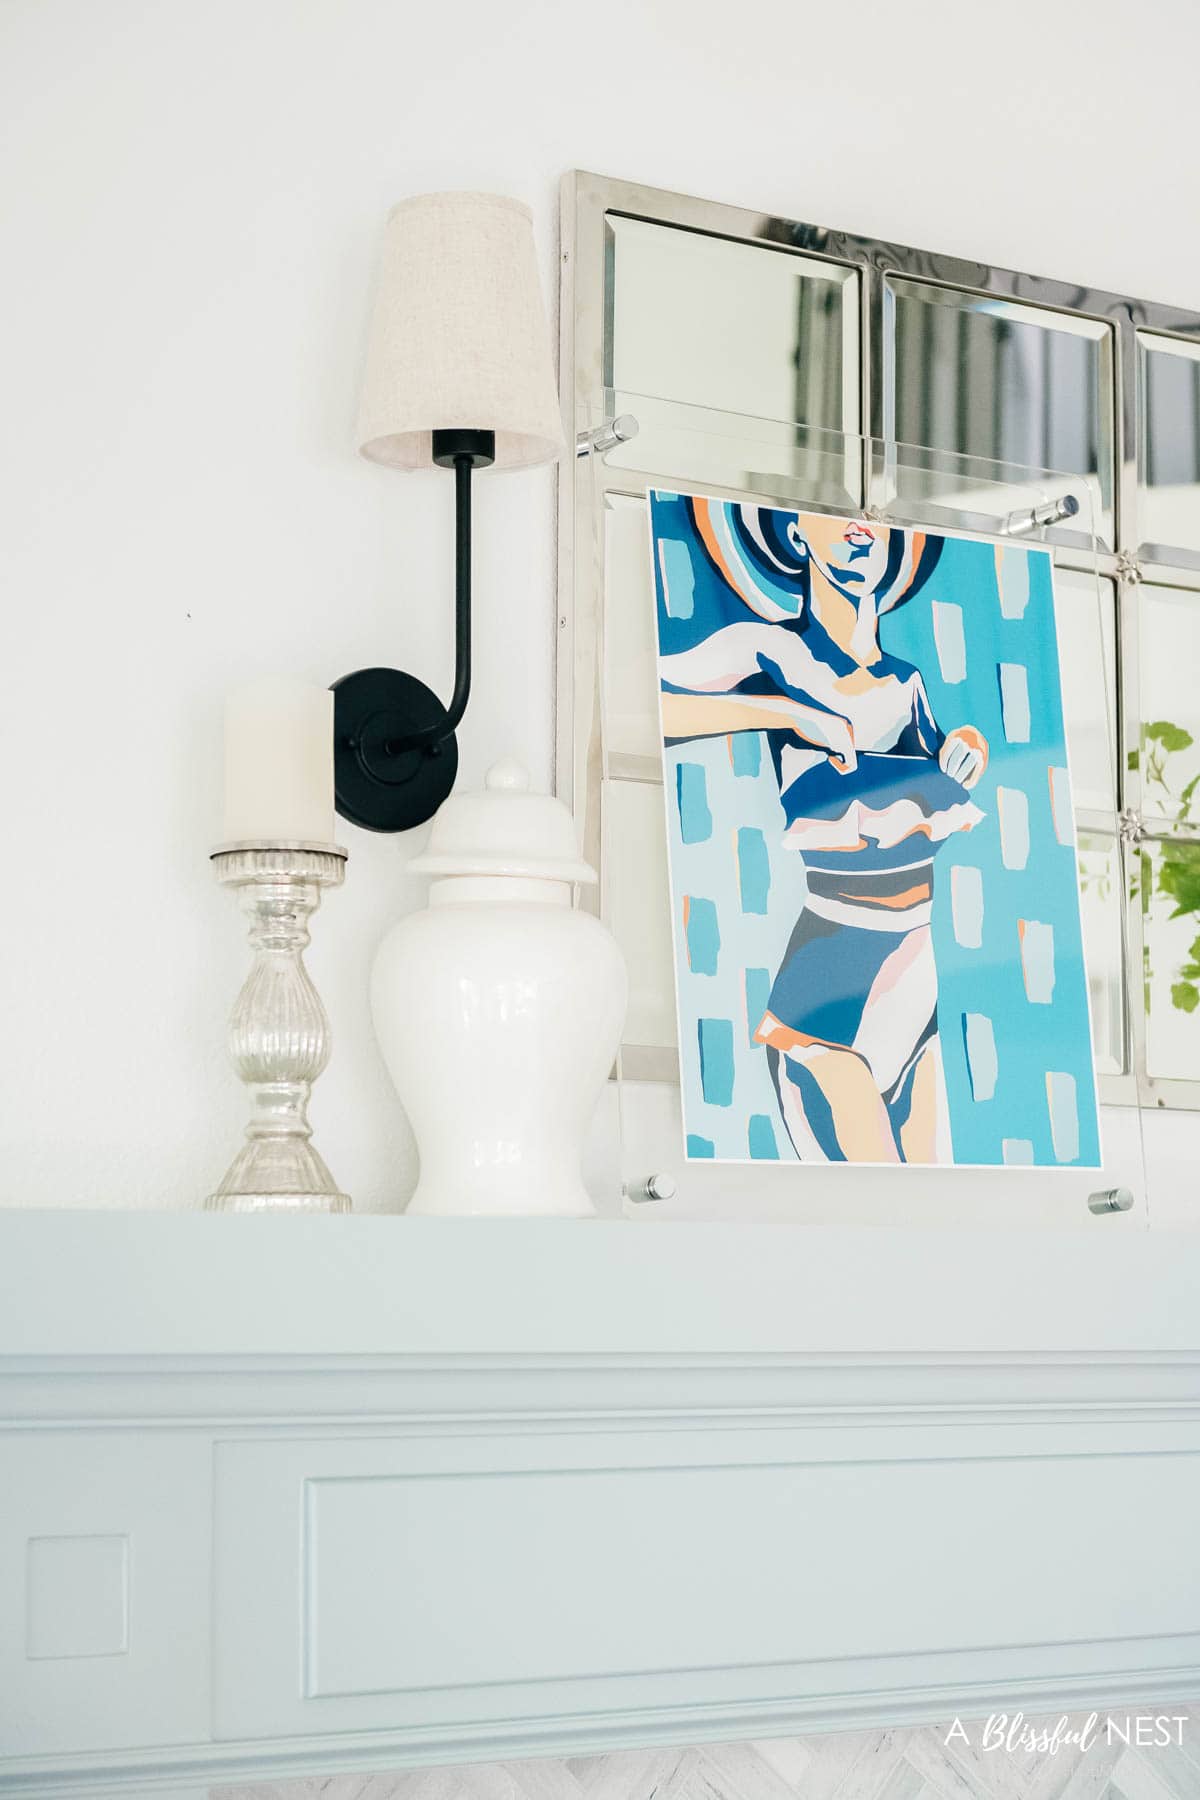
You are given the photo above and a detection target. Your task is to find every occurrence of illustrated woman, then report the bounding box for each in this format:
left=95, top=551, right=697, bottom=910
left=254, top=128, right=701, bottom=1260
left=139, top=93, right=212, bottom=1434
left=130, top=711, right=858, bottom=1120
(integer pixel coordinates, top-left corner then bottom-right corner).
left=658, top=498, right=988, bottom=1164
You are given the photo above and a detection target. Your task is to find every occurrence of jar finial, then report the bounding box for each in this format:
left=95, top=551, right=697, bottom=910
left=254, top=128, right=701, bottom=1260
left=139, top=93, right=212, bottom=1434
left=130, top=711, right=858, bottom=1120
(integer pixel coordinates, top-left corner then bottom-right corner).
left=486, top=757, right=531, bottom=793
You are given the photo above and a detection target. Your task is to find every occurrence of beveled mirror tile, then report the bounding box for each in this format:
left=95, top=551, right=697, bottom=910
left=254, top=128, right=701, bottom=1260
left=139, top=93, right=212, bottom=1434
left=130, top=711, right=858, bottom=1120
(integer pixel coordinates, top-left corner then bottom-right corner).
left=607, top=215, right=860, bottom=443
left=1053, top=569, right=1117, bottom=814
left=1076, top=829, right=1126, bottom=1076
left=1138, top=582, right=1200, bottom=822
left=602, top=492, right=659, bottom=768
left=1141, top=836, right=1200, bottom=1082
left=1138, top=330, right=1200, bottom=568
left=603, top=776, right=677, bottom=1052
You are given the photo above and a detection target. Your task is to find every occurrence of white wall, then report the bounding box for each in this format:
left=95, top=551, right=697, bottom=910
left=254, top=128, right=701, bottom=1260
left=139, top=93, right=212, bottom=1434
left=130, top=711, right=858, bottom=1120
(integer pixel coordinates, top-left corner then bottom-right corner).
left=2, top=0, right=1198, bottom=1213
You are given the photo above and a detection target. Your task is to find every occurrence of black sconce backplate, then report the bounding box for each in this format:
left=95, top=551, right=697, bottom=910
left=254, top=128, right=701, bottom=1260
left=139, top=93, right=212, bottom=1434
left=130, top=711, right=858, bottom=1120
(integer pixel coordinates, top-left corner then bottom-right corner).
left=332, top=666, right=459, bottom=834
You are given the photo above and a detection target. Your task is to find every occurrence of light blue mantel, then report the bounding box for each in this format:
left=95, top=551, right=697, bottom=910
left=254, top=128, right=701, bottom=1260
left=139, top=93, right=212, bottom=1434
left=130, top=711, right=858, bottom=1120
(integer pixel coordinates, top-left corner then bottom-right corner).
left=2, top=1212, right=1200, bottom=1798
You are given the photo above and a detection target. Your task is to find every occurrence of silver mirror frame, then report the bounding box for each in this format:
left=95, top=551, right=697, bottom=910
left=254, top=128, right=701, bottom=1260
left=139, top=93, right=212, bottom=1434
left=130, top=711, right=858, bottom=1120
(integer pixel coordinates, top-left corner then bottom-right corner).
left=557, top=169, right=1200, bottom=1113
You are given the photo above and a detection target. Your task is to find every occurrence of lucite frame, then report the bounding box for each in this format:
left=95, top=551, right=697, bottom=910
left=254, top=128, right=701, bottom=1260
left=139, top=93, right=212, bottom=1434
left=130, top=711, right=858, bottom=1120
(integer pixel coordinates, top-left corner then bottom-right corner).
left=557, top=169, right=1200, bottom=1114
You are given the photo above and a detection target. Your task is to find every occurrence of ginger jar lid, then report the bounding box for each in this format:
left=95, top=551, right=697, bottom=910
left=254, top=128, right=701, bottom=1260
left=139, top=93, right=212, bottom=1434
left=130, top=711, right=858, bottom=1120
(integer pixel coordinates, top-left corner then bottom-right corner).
left=408, top=757, right=597, bottom=884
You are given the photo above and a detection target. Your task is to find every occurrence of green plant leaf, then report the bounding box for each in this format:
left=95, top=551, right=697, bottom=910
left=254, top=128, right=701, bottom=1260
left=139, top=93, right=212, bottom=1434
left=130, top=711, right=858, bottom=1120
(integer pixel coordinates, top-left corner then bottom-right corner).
left=1171, top=981, right=1200, bottom=1013
left=1128, top=748, right=1140, bottom=772
left=1155, top=840, right=1200, bottom=910
left=1145, top=720, right=1195, bottom=754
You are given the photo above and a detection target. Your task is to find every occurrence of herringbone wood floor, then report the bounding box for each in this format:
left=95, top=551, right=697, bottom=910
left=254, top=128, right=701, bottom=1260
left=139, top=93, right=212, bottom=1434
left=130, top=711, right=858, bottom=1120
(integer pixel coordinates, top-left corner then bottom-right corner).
left=218, top=1707, right=1200, bottom=1799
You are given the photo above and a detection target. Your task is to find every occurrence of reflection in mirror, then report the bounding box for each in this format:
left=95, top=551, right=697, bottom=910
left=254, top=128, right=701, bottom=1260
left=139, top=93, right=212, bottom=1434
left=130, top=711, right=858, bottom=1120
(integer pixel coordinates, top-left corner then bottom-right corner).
left=1142, top=836, right=1200, bottom=1082
left=1076, top=830, right=1125, bottom=1076
left=1138, top=331, right=1200, bottom=567
left=603, top=777, right=676, bottom=1052
left=1139, top=583, right=1200, bottom=821
left=606, top=216, right=860, bottom=436
left=883, top=277, right=1115, bottom=547
left=602, top=492, right=660, bottom=775
left=1053, top=570, right=1117, bottom=815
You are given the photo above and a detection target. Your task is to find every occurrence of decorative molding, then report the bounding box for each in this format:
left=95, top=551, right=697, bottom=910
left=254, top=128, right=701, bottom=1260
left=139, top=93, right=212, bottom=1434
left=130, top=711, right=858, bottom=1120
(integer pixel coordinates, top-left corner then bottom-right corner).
left=6, top=1348, right=1200, bottom=1430
left=8, top=1668, right=1200, bottom=1799
left=211, top=1712, right=1200, bottom=1800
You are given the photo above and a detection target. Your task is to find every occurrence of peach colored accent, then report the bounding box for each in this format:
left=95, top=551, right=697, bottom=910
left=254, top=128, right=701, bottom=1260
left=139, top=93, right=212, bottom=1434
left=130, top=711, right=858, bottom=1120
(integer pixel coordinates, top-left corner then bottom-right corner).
left=836, top=881, right=931, bottom=909
left=1048, top=765, right=1066, bottom=843
left=900, top=530, right=927, bottom=598
left=803, top=1045, right=901, bottom=1163
left=754, top=1012, right=847, bottom=1055
left=833, top=666, right=879, bottom=696
left=899, top=1041, right=946, bottom=1165
left=692, top=498, right=734, bottom=590
left=946, top=724, right=989, bottom=776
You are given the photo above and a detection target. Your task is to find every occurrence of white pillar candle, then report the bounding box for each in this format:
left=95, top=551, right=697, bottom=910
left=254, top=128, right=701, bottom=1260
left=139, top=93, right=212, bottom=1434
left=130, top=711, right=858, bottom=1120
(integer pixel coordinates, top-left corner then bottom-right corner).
left=223, top=677, right=335, bottom=846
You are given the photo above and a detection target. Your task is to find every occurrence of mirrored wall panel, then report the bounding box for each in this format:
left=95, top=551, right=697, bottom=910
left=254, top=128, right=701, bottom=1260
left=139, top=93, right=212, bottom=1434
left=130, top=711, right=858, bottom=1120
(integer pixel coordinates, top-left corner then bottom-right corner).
left=563, top=171, right=1200, bottom=1115
left=1077, top=829, right=1126, bottom=1076
left=607, top=215, right=860, bottom=438
left=602, top=491, right=659, bottom=776
left=1138, top=330, right=1200, bottom=568
left=882, top=278, right=1115, bottom=547
left=1142, top=836, right=1200, bottom=1082
left=1139, top=581, right=1200, bottom=824
left=1054, top=570, right=1117, bottom=816
left=602, top=776, right=675, bottom=1054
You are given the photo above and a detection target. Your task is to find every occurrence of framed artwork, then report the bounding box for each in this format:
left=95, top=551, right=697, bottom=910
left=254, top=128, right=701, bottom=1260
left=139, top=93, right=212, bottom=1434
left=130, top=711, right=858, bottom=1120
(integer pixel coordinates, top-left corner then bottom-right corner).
left=649, top=489, right=1102, bottom=1168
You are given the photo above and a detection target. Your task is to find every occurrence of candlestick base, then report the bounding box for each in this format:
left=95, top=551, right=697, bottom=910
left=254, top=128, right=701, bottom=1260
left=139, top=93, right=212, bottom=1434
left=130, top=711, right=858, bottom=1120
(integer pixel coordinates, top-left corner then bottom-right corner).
left=205, top=843, right=350, bottom=1215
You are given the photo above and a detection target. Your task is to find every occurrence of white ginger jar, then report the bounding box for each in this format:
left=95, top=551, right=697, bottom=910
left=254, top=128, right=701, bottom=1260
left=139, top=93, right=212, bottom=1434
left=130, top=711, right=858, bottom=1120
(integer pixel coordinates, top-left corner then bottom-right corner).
left=371, top=757, right=627, bottom=1217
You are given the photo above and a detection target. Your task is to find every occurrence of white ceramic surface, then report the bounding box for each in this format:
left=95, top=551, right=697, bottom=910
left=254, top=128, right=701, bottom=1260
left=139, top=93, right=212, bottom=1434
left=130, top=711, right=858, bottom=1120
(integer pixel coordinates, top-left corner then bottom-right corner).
left=371, top=763, right=627, bottom=1216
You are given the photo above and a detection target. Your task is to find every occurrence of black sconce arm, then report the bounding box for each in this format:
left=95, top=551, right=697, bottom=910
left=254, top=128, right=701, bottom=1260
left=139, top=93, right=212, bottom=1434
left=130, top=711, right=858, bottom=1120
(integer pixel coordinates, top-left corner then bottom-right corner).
left=331, top=428, right=495, bottom=833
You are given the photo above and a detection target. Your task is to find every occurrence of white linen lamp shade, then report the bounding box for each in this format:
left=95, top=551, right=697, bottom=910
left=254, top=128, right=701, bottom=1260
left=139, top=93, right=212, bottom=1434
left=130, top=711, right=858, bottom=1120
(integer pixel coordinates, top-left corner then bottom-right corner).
left=356, top=192, right=563, bottom=472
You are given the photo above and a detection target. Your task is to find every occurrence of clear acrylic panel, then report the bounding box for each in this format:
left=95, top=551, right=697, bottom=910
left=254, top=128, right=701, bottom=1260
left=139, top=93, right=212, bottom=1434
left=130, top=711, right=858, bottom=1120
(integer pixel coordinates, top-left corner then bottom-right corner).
left=882, top=277, right=1116, bottom=549
left=573, top=393, right=1144, bottom=1226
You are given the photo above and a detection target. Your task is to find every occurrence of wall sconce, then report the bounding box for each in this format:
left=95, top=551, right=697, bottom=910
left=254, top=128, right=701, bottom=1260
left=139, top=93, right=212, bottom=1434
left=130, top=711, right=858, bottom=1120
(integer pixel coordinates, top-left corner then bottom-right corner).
left=333, top=192, right=563, bottom=832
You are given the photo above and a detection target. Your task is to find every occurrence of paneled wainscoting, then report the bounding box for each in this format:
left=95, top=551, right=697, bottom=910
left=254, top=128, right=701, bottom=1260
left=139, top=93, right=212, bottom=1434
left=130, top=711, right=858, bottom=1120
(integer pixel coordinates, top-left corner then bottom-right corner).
left=221, top=1712, right=1200, bottom=1800
left=2, top=1213, right=1199, bottom=1800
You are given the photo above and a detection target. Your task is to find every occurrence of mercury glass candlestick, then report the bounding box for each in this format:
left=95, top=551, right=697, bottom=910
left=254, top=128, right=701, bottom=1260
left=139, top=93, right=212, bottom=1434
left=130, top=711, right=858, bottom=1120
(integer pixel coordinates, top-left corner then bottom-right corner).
left=206, top=841, right=350, bottom=1213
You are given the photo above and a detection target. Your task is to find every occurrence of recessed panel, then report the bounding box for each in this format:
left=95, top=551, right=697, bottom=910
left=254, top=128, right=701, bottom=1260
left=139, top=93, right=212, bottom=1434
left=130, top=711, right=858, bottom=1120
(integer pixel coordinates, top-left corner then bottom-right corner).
left=607, top=215, right=859, bottom=435
left=26, top=1534, right=128, bottom=1660
left=883, top=277, right=1115, bottom=547
left=299, top=1452, right=1199, bottom=1702
left=1138, top=330, right=1200, bottom=566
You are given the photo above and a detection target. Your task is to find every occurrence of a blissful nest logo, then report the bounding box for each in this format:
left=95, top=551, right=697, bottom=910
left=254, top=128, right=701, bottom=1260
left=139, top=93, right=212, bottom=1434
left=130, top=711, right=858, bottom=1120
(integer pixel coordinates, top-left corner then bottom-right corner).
left=945, top=1713, right=1189, bottom=1756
